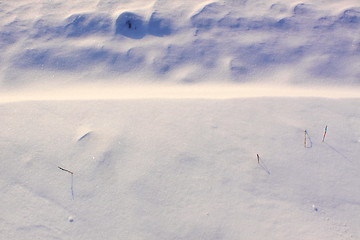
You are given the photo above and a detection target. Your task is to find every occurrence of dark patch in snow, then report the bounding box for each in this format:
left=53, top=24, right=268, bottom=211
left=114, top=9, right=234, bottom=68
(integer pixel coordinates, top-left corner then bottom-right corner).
left=115, top=12, right=146, bottom=39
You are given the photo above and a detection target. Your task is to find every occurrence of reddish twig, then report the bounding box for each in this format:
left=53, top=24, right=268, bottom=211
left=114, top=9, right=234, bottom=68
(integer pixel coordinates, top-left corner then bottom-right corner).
left=322, top=125, right=328, bottom=142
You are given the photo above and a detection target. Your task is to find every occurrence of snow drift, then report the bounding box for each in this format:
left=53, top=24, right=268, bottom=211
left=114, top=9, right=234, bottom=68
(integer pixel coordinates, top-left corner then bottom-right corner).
left=1, top=0, right=360, bottom=86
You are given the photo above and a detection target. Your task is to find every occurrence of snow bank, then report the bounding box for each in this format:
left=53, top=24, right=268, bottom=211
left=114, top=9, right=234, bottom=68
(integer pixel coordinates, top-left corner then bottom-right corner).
left=1, top=0, right=360, bottom=86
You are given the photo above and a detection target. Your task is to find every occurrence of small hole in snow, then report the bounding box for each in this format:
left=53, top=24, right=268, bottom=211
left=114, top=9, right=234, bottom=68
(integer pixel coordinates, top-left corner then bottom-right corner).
left=126, top=21, right=131, bottom=29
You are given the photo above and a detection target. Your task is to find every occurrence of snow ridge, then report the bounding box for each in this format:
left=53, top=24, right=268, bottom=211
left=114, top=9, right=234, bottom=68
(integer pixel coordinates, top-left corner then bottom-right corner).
left=1, top=0, right=360, bottom=86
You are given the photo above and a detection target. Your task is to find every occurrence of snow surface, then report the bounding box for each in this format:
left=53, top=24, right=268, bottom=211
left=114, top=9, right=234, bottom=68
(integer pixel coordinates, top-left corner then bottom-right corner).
left=1, top=0, right=360, bottom=240
left=1, top=0, right=360, bottom=86
left=1, top=99, right=360, bottom=239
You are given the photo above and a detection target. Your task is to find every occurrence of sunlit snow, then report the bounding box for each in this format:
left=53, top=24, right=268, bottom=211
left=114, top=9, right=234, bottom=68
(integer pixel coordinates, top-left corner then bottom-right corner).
left=1, top=0, right=360, bottom=239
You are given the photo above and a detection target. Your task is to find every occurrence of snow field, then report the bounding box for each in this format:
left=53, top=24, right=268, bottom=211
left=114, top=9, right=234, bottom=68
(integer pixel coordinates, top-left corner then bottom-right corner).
left=1, top=98, right=359, bottom=239
left=1, top=0, right=360, bottom=239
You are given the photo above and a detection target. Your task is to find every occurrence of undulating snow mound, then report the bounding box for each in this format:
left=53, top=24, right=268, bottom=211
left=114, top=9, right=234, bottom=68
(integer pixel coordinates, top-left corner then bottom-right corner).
left=1, top=0, right=360, bottom=86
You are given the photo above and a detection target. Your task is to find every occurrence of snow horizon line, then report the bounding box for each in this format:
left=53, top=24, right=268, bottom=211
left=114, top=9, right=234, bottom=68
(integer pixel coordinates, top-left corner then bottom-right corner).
left=1, top=84, right=360, bottom=103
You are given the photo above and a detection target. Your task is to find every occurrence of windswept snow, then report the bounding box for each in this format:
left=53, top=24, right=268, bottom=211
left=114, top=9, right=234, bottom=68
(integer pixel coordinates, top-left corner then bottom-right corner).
left=1, top=0, right=360, bottom=86
left=1, top=0, right=360, bottom=240
left=1, top=99, right=360, bottom=239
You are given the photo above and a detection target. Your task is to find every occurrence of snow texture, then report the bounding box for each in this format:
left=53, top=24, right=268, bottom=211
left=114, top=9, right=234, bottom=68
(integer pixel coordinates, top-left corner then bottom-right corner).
left=1, top=1, right=360, bottom=239
left=1, top=99, right=360, bottom=239
left=1, top=0, right=360, bottom=86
